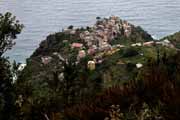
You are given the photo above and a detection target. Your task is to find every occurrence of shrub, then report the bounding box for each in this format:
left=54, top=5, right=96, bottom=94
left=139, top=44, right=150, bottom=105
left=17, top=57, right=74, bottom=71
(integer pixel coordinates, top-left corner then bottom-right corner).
left=122, top=47, right=139, bottom=57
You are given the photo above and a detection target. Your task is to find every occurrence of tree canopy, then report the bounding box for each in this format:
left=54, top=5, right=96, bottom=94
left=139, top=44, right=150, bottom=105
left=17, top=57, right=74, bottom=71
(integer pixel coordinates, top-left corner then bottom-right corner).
left=0, top=12, right=23, bottom=120
left=0, top=12, right=23, bottom=56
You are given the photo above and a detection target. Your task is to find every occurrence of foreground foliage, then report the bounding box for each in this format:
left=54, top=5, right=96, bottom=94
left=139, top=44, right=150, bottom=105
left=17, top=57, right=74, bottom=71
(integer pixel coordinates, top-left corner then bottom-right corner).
left=64, top=51, right=180, bottom=120
left=0, top=12, right=23, bottom=56
left=0, top=12, right=23, bottom=120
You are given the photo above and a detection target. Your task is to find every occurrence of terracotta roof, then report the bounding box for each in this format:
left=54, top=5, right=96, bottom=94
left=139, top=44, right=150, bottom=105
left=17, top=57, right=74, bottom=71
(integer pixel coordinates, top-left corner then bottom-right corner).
left=71, top=43, right=83, bottom=48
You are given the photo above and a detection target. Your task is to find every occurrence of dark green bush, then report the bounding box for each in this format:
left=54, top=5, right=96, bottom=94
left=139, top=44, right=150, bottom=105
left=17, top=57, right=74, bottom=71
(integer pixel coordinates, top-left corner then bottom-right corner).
left=122, top=47, right=139, bottom=57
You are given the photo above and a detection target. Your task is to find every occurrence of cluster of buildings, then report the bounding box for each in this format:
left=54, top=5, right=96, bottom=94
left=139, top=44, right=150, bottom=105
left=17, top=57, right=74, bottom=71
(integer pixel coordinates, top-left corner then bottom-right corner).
left=67, top=16, right=133, bottom=69
left=39, top=16, right=175, bottom=71
left=79, top=16, right=132, bottom=52
left=130, top=39, right=174, bottom=48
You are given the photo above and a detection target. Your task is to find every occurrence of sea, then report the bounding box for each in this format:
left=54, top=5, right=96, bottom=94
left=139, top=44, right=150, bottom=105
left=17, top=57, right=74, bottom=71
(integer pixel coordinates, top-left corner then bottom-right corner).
left=0, top=0, right=180, bottom=63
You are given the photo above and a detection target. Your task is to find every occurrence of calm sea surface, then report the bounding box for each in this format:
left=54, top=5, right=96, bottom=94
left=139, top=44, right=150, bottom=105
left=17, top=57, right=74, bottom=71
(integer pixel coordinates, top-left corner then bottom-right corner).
left=0, top=0, right=180, bottom=62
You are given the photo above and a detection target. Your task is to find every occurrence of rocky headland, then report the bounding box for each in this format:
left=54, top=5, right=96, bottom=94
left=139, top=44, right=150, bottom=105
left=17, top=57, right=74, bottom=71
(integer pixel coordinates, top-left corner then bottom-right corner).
left=18, top=16, right=177, bottom=85
left=16, top=16, right=180, bottom=120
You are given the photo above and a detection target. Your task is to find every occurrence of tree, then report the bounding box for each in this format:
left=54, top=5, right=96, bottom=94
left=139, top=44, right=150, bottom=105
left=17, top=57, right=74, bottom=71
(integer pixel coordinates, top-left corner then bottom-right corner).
left=0, top=12, right=23, bottom=56
left=122, top=47, right=139, bottom=57
left=0, top=58, right=15, bottom=120
left=0, top=12, right=23, bottom=120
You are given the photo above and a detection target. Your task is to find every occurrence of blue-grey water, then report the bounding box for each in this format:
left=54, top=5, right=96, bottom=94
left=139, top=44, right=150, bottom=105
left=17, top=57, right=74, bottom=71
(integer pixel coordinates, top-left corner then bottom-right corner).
left=0, top=0, right=180, bottom=63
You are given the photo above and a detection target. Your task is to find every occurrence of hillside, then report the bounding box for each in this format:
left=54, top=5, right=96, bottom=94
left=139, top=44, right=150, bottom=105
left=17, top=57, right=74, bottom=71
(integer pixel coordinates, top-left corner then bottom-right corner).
left=18, top=16, right=154, bottom=85
left=18, top=16, right=178, bottom=87
left=161, top=31, right=180, bottom=49
left=15, top=16, right=179, bottom=120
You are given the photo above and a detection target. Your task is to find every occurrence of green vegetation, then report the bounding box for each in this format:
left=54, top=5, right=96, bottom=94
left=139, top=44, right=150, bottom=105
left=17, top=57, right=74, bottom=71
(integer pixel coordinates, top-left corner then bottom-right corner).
left=0, top=12, right=23, bottom=56
left=1, top=13, right=180, bottom=120
left=161, top=31, right=180, bottom=48
left=110, top=26, right=153, bottom=46
left=0, top=12, right=23, bottom=120
left=64, top=51, right=180, bottom=120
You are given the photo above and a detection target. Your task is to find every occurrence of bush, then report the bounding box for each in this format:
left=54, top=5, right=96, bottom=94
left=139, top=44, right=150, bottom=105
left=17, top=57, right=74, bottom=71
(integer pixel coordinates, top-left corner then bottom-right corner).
left=0, top=58, right=15, bottom=120
left=122, top=47, right=139, bottom=57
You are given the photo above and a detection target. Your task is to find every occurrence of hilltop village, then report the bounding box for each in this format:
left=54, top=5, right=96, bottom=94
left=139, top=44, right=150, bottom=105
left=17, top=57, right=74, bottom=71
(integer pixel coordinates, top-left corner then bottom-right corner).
left=15, top=16, right=178, bottom=93
left=37, top=16, right=175, bottom=70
